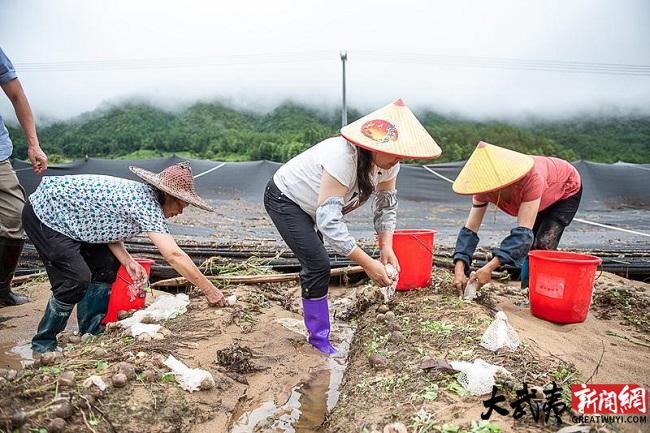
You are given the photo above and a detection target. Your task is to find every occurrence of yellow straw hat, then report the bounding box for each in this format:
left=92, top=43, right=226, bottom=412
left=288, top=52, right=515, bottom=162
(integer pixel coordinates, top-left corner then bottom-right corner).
left=452, top=141, right=535, bottom=195
left=340, top=99, right=441, bottom=159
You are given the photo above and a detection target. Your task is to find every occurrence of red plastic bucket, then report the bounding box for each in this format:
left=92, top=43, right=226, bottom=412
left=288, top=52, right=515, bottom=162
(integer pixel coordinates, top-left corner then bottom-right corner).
left=528, top=250, right=601, bottom=324
left=391, top=229, right=435, bottom=291
left=101, top=258, right=155, bottom=324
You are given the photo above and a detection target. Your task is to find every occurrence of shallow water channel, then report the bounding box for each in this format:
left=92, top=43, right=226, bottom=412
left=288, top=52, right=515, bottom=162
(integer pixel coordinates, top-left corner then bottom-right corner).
left=230, top=324, right=354, bottom=433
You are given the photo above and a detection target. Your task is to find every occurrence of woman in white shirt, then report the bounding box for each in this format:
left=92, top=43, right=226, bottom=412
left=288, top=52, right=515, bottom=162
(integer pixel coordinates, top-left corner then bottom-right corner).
left=264, top=100, right=441, bottom=354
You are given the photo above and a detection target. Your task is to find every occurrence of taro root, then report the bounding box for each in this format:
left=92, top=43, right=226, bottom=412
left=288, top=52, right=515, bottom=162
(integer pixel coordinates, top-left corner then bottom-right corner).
left=160, top=328, right=172, bottom=337
left=384, top=311, right=396, bottom=322
left=116, top=362, right=136, bottom=380
left=94, top=347, right=109, bottom=357
left=376, top=313, right=385, bottom=323
left=57, top=332, right=71, bottom=344
left=151, top=332, right=164, bottom=340
left=388, top=321, right=402, bottom=332
left=10, top=410, right=27, bottom=428
left=117, top=310, right=129, bottom=320
left=87, top=385, right=103, bottom=399
left=2, top=369, right=17, bottom=381
left=84, top=393, right=97, bottom=405
left=104, top=321, right=119, bottom=331
left=52, top=401, right=74, bottom=419
left=68, top=334, right=81, bottom=344
left=137, top=333, right=152, bottom=342
left=81, top=333, right=95, bottom=343
left=111, top=372, right=128, bottom=388
left=142, top=369, right=158, bottom=382
left=377, top=305, right=390, bottom=314
left=58, top=371, right=76, bottom=387
left=47, top=417, right=67, bottom=433
left=368, top=354, right=387, bottom=370
left=200, top=377, right=215, bottom=390
left=390, top=331, right=404, bottom=344
left=41, top=351, right=58, bottom=366
left=140, top=315, right=156, bottom=324
left=384, top=422, right=407, bottom=433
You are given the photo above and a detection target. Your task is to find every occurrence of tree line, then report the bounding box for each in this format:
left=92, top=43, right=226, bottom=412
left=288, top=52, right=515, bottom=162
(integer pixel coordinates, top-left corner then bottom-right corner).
left=7, top=101, right=650, bottom=164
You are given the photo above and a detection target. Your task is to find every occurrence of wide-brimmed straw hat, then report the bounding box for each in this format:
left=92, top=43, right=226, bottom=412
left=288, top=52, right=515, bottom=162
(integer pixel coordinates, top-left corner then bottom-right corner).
left=129, top=161, right=214, bottom=211
left=340, top=99, right=441, bottom=159
left=452, top=141, right=535, bottom=195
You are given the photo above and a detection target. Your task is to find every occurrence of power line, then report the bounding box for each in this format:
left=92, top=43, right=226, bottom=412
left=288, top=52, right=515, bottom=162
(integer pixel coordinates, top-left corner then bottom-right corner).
left=13, top=51, right=650, bottom=77
left=356, top=51, right=650, bottom=76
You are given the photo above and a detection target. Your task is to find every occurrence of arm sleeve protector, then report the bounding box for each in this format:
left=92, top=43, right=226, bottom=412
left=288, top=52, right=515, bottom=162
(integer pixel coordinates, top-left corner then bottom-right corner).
left=316, top=197, right=357, bottom=256
left=452, top=226, right=480, bottom=277
left=372, top=190, right=398, bottom=234
left=492, top=226, right=534, bottom=267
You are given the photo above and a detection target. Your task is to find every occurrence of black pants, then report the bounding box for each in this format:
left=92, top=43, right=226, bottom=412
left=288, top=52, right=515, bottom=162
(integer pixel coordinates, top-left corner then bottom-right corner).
left=263, top=179, right=330, bottom=299
left=22, top=202, right=120, bottom=304
left=532, top=186, right=582, bottom=250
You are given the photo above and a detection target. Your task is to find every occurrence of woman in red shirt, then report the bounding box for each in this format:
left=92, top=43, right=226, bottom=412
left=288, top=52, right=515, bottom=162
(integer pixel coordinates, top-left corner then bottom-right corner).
left=451, top=141, right=582, bottom=292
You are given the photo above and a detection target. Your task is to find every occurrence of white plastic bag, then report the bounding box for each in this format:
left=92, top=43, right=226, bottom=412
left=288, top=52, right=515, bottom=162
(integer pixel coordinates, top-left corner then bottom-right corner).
left=119, top=293, right=190, bottom=329
left=480, top=311, right=521, bottom=352
left=379, top=264, right=399, bottom=303
left=449, top=359, right=511, bottom=395
left=129, top=323, right=161, bottom=337
left=463, top=272, right=479, bottom=300
left=83, top=375, right=107, bottom=391
left=164, top=355, right=215, bottom=392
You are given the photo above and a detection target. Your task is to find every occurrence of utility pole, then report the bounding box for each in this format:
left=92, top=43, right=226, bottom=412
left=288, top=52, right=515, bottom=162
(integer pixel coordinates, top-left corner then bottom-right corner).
left=340, top=50, right=348, bottom=127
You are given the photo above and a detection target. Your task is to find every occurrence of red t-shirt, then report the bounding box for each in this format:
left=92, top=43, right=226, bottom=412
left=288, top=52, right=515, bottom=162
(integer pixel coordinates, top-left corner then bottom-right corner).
left=473, top=156, right=581, bottom=216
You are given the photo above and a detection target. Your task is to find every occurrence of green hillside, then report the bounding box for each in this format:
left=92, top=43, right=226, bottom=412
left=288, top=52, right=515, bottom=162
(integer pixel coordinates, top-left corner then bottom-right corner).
left=7, top=102, right=650, bottom=163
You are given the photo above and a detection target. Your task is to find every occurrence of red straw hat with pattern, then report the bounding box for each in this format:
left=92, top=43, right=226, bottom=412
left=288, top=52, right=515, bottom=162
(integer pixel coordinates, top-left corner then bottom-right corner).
left=129, top=161, right=214, bottom=212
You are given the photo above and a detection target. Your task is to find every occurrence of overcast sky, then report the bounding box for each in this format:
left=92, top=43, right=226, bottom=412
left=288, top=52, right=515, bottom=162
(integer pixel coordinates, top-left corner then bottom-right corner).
left=1, top=0, right=649, bottom=123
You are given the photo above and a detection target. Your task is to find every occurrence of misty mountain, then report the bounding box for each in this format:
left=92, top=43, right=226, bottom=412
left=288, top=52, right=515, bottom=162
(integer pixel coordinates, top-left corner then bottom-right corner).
left=6, top=102, right=650, bottom=164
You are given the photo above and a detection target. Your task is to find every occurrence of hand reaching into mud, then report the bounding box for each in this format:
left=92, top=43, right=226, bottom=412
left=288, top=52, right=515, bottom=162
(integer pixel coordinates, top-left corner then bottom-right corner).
left=205, top=287, right=227, bottom=307
left=453, top=271, right=467, bottom=295
left=453, top=261, right=467, bottom=295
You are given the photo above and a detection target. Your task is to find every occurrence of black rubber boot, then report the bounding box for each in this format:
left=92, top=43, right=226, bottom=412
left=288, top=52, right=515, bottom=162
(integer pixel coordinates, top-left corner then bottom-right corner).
left=77, top=281, right=111, bottom=335
left=0, top=237, right=29, bottom=307
left=31, top=295, right=74, bottom=353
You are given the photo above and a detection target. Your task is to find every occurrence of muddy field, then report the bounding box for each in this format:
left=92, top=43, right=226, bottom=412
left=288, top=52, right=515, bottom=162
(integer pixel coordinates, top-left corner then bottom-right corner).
left=1, top=268, right=649, bottom=433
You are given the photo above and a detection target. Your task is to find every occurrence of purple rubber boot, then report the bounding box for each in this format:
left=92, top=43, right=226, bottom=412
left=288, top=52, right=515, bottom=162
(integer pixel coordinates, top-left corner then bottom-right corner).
left=302, top=296, right=337, bottom=355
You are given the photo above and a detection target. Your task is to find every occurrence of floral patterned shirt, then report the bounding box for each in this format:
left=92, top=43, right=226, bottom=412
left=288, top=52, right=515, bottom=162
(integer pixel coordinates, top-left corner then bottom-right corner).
left=30, top=175, right=169, bottom=243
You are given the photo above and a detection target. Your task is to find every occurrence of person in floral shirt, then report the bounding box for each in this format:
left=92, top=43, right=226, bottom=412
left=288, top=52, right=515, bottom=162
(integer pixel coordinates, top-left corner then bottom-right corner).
left=23, top=161, right=227, bottom=353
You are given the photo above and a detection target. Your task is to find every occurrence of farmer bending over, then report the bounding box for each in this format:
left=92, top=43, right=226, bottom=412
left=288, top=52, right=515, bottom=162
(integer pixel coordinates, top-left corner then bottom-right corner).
left=23, top=161, right=227, bottom=353
left=264, top=99, right=441, bottom=354
left=451, top=142, right=582, bottom=293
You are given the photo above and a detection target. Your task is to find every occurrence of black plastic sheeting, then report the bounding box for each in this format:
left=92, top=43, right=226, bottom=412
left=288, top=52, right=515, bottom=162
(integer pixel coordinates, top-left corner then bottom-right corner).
left=13, top=157, right=650, bottom=251
left=14, top=157, right=650, bottom=209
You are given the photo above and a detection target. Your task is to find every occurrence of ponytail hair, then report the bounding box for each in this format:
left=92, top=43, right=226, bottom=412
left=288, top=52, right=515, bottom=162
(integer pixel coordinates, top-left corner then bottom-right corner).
left=356, top=147, right=374, bottom=203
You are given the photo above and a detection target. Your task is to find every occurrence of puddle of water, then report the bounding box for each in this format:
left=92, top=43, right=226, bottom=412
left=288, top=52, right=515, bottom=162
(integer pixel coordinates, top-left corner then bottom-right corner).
left=0, top=341, right=33, bottom=369
left=230, top=323, right=355, bottom=433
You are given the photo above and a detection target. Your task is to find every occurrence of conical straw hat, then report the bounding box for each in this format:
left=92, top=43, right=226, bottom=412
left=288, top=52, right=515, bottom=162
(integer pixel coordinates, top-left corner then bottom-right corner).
left=340, top=99, right=441, bottom=159
left=130, top=161, right=214, bottom=211
left=452, top=141, right=535, bottom=195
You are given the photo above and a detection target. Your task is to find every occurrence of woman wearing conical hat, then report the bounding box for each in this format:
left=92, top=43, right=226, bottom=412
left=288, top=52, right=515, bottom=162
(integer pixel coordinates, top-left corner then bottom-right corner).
left=264, top=99, right=441, bottom=354
left=22, top=161, right=228, bottom=353
left=451, top=142, right=582, bottom=292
